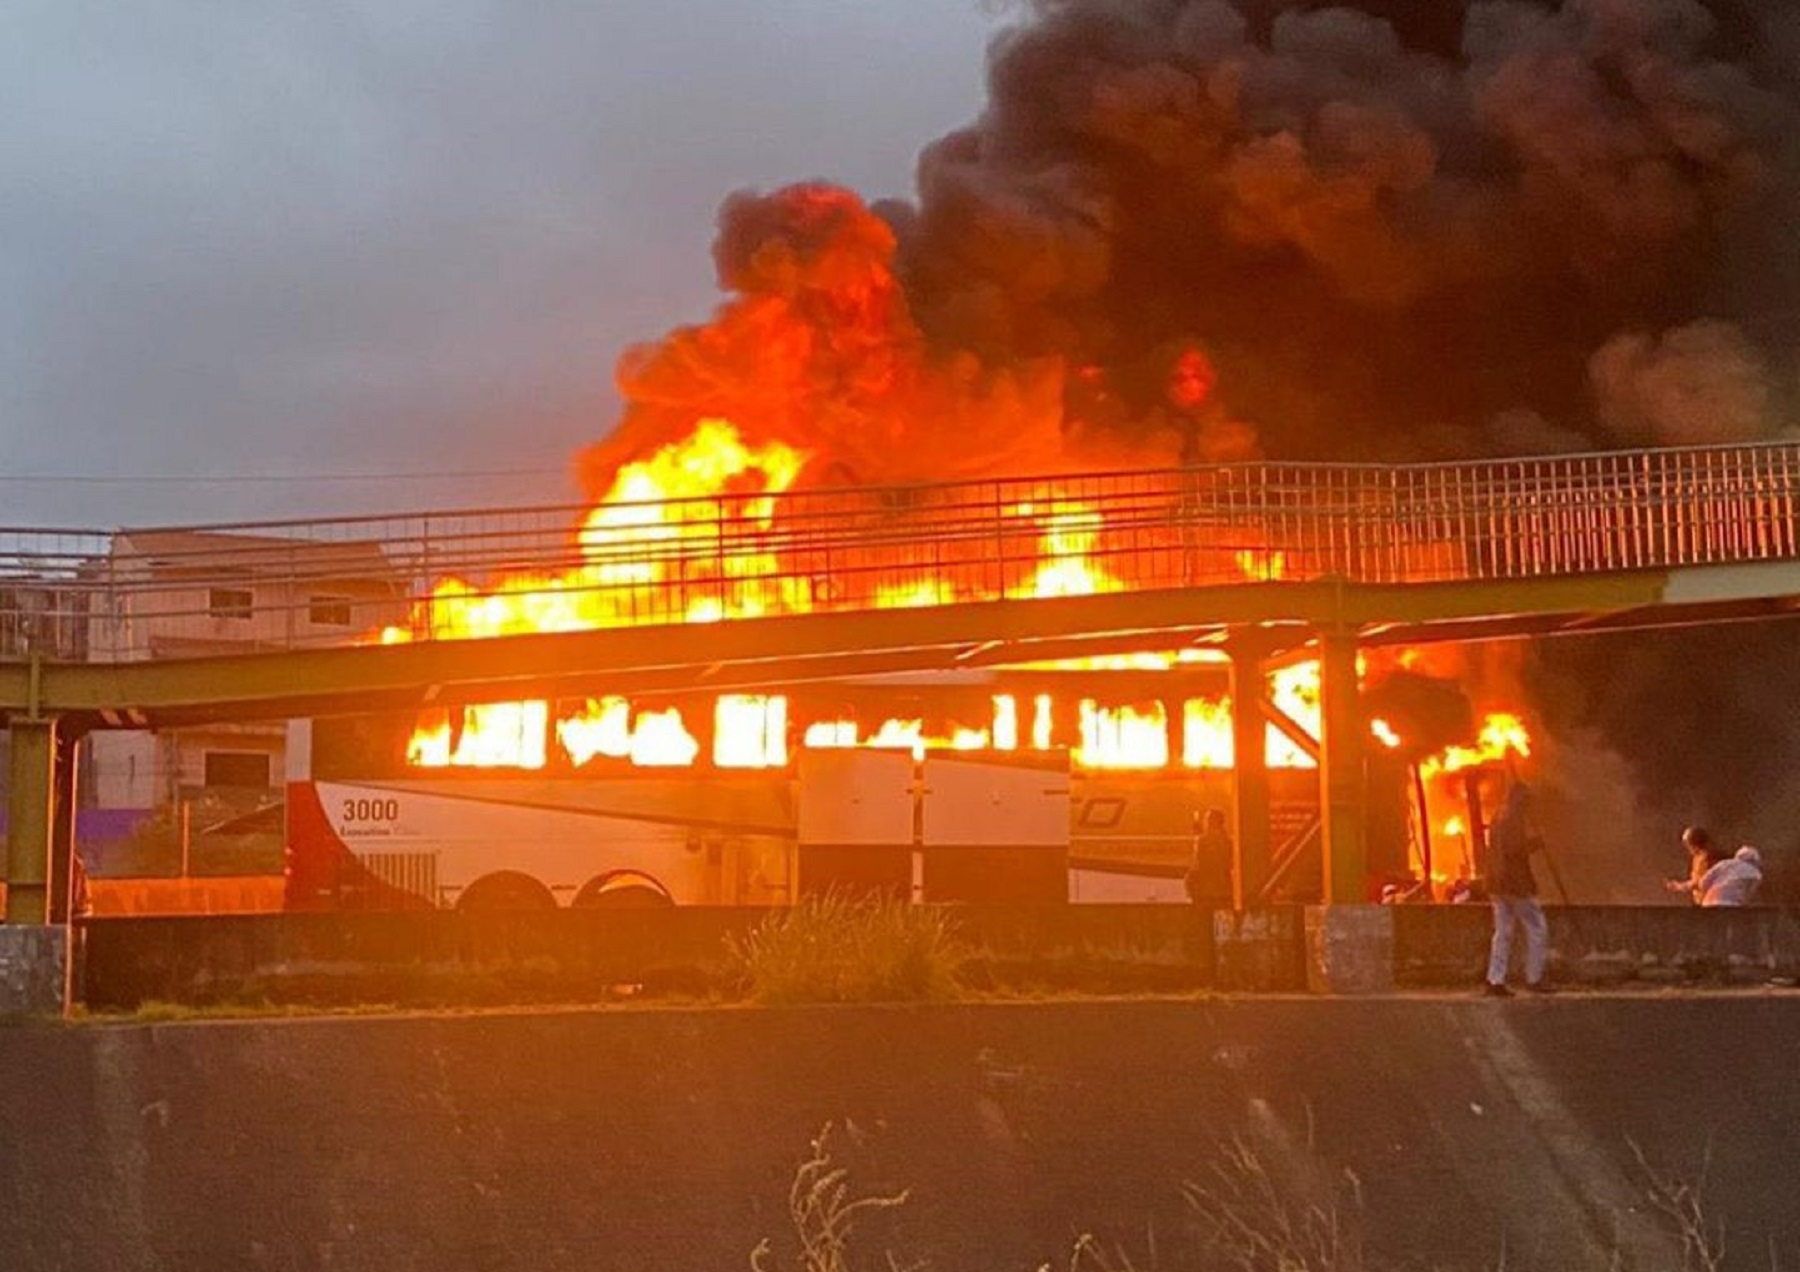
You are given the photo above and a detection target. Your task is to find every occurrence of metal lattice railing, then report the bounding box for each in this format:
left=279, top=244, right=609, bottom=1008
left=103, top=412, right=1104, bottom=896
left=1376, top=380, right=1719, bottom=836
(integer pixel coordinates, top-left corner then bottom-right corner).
left=3, top=441, right=1798, bottom=662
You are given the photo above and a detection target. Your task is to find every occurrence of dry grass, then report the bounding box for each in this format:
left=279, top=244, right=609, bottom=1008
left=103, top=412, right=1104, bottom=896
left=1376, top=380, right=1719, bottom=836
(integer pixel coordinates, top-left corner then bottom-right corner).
left=1179, top=1135, right=1365, bottom=1272
left=1630, top=1142, right=1731, bottom=1272
left=751, top=1124, right=912, bottom=1272
left=750, top=1126, right=1782, bottom=1272
left=727, top=894, right=965, bottom=1005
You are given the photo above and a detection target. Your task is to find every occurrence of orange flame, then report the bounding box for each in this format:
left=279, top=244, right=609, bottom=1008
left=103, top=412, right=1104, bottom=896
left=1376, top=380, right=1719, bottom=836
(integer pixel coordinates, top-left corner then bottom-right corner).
left=557, top=697, right=700, bottom=768
left=1420, top=712, right=1532, bottom=779
left=388, top=414, right=1533, bottom=796
left=385, top=418, right=811, bottom=647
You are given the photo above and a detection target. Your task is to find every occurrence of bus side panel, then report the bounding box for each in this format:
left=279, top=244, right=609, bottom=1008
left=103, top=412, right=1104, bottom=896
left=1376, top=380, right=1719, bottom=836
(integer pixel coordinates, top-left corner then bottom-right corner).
left=283, top=780, right=428, bottom=912
left=794, top=751, right=914, bottom=898
left=921, top=752, right=1070, bottom=903
left=290, top=777, right=794, bottom=909
left=1064, top=770, right=1328, bottom=903
left=1067, top=773, right=1230, bottom=902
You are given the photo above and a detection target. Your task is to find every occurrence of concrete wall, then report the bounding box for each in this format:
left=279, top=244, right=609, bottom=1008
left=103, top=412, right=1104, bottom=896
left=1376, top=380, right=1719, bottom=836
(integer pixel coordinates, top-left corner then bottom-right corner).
left=1, top=998, right=1796, bottom=1271
left=0, top=926, right=66, bottom=1015
left=74, top=903, right=1800, bottom=1010
left=87, top=730, right=162, bottom=809
left=1394, top=903, right=1800, bottom=986
left=77, top=904, right=1223, bottom=1010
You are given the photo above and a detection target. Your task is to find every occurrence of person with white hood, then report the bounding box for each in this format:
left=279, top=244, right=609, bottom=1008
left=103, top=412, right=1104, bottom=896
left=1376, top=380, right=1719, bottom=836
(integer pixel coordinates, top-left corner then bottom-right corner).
left=1696, top=845, right=1764, bottom=907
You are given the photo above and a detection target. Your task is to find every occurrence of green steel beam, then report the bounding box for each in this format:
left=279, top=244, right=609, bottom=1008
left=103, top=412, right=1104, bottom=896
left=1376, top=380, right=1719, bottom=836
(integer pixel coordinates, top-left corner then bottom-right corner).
left=5, top=719, right=56, bottom=924
left=1317, top=628, right=1367, bottom=905
left=6, top=567, right=1800, bottom=730
left=1227, top=635, right=1273, bottom=911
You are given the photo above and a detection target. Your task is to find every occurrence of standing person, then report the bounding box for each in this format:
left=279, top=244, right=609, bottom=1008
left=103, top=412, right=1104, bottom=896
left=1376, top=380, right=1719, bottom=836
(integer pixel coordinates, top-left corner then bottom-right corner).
left=1185, top=808, right=1234, bottom=908
left=1484, top=783, right=1550, bottom=998
left=1665, top=826, right=1724, bottom=904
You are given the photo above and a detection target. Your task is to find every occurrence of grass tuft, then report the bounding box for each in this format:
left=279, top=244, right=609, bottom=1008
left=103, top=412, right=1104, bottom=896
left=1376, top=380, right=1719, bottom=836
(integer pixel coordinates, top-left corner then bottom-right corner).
left=752, top=1124, right=910, bottom=1272
left=728, top=893, right=966, bottom=1005
left=1180, top=1135, right=1364, bottom=1272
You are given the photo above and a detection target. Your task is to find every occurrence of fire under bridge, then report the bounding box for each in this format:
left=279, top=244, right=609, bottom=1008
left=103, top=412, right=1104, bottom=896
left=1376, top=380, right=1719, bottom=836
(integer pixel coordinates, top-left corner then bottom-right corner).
left=6, top=440, right=1800, bottom=924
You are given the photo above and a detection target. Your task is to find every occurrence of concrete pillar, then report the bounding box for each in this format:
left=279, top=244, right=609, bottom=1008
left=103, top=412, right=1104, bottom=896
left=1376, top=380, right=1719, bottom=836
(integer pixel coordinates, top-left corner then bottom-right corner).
left=1304, top=904, right=1395, bottom=994
left=1227, top=638, right=1270, bottom=911
left=1317, top=628, right=1366, bottom=904
left=47, top=724, right=83, bottom=925
left=6, top=718, right=57, bottom=925
left=0, top=927, right=70, bottom=1016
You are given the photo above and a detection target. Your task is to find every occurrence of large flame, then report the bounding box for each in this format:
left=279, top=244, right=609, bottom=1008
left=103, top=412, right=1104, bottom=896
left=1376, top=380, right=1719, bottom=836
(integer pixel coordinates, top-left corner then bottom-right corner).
left=391, top=407, right=1532, bottom=785
left=377, top=343, right=1531, bottom=874
left=383, top=418, right=812, bottom=646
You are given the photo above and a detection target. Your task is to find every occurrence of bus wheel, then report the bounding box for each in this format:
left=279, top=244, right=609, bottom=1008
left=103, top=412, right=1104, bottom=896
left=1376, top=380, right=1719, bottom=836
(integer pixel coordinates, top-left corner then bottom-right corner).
left=572, top=870, right=675, bottom=909
left=456, top=871, right=558, bottom=912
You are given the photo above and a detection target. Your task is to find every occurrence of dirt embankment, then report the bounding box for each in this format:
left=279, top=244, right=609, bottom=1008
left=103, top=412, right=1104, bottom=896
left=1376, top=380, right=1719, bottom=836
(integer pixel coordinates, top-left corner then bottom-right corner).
left=0, top=996, right=1794, bottom=1271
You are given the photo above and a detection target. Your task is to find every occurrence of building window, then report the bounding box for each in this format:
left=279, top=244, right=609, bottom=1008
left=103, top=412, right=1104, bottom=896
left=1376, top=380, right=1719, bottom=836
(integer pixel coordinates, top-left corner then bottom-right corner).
left=204, top=750, right=271, bottom=788
left=308, top=594, right=353, bottom=627
left=208, top=587, right=254, bottom=620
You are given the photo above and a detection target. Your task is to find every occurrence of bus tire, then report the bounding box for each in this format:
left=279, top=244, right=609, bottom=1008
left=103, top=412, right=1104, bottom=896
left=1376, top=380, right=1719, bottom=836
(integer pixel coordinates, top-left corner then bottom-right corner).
left=572, top=870, right=675, bottom=909
left=455, top=871, right=558, bottom=912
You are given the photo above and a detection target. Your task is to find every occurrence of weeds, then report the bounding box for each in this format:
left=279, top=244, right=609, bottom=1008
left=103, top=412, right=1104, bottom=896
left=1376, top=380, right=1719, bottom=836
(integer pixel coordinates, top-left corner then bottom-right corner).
left=753, top=1126, right=1782, bottom=1272
left=1039, top=1233, right=1149, bottom=1272
left=728, top=894, right=965, bottom=1005
left=1630, top=1142, right=1727, bottom=1272
left=1180, top=1135, right=1365, bottom=1272
left=751, top=1124, right=912, bottom=1272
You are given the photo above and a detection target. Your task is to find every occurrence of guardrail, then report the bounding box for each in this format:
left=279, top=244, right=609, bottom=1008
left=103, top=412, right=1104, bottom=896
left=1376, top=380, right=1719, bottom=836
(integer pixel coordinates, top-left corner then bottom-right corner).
left=4, top=441, right=1798, bottom=661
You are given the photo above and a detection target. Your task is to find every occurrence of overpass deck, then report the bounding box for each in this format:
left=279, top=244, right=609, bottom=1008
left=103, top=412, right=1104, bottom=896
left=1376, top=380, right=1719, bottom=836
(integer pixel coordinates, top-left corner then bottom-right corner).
left=4, top=440, right=1799, bottom=722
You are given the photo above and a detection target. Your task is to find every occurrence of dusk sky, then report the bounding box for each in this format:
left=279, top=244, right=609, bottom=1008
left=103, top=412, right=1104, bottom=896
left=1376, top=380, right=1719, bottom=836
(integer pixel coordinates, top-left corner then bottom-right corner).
left=1, top=2, right=999, bottom=527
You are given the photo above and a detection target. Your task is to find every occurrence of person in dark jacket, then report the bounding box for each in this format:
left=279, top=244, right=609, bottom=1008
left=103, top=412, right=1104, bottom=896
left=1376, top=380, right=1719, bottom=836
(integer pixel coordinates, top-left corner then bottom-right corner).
left=1484, top=782, right=1550, bottom=997
left=1185, top=808, right=1234, bottom=907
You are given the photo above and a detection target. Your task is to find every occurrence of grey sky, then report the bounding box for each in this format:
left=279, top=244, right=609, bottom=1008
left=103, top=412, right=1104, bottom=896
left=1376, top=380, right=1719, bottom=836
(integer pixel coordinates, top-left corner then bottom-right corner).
left=0, top=1, right=998, bottom=527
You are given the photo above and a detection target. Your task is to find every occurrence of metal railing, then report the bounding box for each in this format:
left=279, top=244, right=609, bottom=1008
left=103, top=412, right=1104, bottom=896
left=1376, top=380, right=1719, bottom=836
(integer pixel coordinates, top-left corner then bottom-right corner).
left=4, top=441, right=1798, bottom=662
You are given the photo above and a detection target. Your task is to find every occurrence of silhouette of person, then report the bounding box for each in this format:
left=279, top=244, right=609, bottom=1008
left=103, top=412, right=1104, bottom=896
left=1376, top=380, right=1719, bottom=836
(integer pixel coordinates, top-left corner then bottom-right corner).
left=1484, top=783, right=1550, bottom=997
left=1185, top=807, right=1234, bottom=907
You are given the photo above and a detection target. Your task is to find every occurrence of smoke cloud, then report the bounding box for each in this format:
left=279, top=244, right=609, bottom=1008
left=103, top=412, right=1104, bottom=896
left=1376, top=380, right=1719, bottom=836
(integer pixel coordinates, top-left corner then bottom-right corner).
left=583, top=0, right=1800, bottom=895
left=590, top=0, right=1799, bottom=491
left=1589, top=319, right=1775, bottom=446
left=891, top=0, right=1797, bottom=461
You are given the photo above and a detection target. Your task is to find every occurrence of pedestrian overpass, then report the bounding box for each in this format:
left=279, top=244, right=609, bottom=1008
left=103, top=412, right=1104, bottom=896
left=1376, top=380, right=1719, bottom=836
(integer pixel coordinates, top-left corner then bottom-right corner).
left=6, top=441, right=1800, bottom=923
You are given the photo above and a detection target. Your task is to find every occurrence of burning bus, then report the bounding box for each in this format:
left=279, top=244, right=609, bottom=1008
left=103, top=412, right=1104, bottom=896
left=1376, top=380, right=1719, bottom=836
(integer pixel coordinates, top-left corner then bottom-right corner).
left=278, top=411, right=1534, bottom=912
left=283, top=653, right=1526, bottom=911
left=285, top=671, right=1304, bottom=912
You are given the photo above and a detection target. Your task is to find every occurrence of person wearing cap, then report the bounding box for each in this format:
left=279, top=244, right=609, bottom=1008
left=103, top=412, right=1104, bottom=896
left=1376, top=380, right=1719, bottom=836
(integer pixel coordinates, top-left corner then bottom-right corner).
left=1484, top=782, right=1551, bottom=997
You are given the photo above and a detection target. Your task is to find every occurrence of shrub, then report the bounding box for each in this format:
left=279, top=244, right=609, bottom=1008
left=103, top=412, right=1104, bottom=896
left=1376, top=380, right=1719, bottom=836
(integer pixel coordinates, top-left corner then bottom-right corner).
left=728, top=893, right=965, bottom=1005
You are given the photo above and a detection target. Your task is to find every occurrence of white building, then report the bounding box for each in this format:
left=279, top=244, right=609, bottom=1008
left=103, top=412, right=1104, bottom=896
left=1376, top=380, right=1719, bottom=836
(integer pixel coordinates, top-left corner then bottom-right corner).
left=85, top=529, right=409, bottom=811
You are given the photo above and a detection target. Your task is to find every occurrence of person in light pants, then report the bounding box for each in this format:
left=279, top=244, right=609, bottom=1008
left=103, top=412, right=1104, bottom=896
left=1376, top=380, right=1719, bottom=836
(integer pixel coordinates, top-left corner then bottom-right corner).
left=1485, top=782, right=1550, bottom=997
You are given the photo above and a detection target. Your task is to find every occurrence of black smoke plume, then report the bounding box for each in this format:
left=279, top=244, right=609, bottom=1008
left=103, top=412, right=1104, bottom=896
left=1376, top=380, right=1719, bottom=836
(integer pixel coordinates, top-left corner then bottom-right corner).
left=588, top=0, right=1800, bottom=896
left=890, top=0, right=1799, bottom=459
left=883, top=0, right=1800, bottom=895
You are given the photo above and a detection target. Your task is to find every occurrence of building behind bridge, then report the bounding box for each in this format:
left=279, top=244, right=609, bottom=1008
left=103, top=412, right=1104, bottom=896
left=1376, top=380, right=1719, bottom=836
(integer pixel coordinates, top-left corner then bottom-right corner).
left=2, top=529, right=408, bottom=876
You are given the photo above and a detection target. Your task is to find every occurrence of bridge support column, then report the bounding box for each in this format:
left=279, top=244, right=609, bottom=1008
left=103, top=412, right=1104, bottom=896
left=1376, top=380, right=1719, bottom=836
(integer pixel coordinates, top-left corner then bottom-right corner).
left=1317, top=627, right=1366, bottom=905
left=47, top=722, right=84, bottom=926
left=1307, top=627, right=1392, bottom=993
left=3, top=716, right=74, bottom=1014
left=1226, top=637, right=1271, bottom=911
left=7, top=717, right=58, bottom=925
